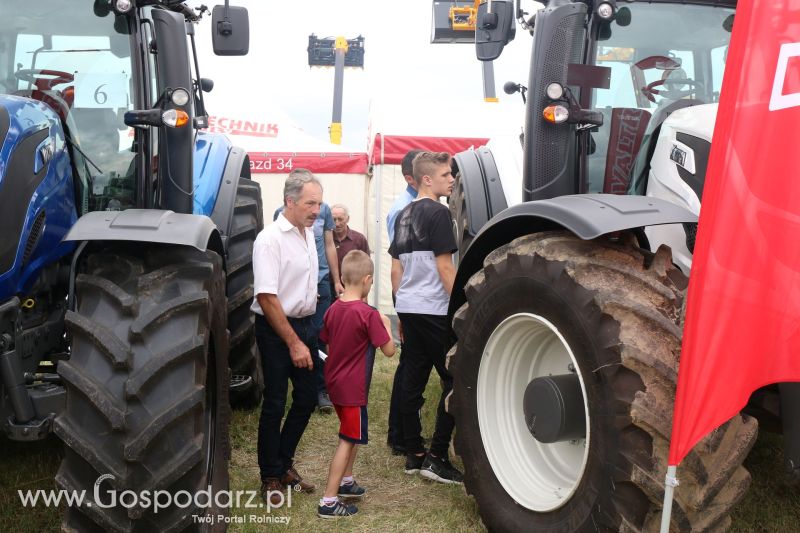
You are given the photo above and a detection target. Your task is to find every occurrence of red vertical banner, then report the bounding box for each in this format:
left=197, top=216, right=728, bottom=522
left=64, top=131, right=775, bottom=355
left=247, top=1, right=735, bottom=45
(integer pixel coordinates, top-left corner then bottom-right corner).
left=668, top=1, right=800, bottom=465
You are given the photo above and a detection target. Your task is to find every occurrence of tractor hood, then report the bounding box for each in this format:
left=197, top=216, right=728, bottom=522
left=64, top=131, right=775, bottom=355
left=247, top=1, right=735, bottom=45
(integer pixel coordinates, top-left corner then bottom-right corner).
left=0, top=95, right=77, bottom=299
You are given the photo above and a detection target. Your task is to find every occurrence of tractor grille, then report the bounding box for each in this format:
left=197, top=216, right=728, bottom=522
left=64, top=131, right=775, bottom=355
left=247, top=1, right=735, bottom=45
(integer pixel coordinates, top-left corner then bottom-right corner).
left=22, top=210, right=46, bottom=267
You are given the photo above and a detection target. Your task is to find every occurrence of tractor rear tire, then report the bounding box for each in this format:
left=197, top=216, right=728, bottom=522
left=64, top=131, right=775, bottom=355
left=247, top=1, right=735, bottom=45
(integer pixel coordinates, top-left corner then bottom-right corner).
left=449, top=170, right=473, bottom=262
left=448, top=231, right=757, bottom=532
left=226, top=177, right=264, bottom=409
left=55, top=245, right=230, bottom=532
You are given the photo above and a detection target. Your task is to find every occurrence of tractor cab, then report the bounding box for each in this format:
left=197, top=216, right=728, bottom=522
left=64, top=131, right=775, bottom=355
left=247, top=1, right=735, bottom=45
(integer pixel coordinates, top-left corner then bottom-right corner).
left=474, top=0, right=735, bottom=203
left=0, top=1, right=138, bottom=213
left=585, top=3, right=734, bottom=197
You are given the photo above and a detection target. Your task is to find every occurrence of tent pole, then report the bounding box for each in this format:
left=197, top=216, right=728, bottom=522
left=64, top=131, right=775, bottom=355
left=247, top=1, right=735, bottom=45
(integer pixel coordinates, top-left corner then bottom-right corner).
left=659, top=465, right=678, bottom=533
left=373, top=134, right=385, bottom=309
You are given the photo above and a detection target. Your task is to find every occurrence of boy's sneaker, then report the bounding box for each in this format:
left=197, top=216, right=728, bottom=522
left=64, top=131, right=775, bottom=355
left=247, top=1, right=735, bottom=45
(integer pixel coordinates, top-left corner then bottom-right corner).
left=404, top=453, right=426, bottom=475
left=338, top=480, right=366, bottom=499
left=317, top=500, right=358, bottom=518
left=420, top=454, right=464, bottom=484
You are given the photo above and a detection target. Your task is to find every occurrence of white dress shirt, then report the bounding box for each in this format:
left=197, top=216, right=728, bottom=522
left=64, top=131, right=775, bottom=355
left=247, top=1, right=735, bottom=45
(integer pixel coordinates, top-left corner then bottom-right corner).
left=251, top=213, right=319, bottom=318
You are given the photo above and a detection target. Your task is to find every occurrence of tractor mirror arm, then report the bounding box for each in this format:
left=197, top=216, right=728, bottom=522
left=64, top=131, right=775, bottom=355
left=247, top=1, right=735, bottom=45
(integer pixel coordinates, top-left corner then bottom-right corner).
left=124, top=108, right=164, bottom=128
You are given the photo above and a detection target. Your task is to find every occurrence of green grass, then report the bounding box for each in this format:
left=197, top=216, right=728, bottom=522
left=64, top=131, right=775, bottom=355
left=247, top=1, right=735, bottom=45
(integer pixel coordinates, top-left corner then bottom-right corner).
left=3, top=353, right=800, bottom=531
left=226, top=351, right=484, bottom=532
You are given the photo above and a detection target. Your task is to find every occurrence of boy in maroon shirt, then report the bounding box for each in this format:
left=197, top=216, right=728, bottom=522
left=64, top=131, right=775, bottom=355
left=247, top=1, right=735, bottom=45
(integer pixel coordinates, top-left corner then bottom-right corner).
left=317, top=250, right=395, bottom=518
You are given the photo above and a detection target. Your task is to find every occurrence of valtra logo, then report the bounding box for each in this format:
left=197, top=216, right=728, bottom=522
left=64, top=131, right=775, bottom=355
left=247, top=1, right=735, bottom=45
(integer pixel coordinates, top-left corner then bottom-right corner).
left=770, top=42, right=800, bottom=111
left=206, top=116, right=279, bottom=137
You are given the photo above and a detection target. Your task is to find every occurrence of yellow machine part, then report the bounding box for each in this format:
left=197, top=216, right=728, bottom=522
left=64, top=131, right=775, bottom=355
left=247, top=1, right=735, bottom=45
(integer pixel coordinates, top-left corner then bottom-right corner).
left=449, top=0, right=481, bottom=32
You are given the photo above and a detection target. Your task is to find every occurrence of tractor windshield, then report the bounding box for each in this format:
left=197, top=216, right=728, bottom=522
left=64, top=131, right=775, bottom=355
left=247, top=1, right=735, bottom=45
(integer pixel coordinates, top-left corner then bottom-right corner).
left=585, top=2, right=734, bottom=194
left=0, top=0, right=136, bottom=212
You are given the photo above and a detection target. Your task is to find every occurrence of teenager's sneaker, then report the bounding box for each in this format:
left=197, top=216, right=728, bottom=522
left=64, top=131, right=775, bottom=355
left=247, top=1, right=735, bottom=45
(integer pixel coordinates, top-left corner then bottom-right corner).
left=317, top=500, right=358, bottom=518
left=420, top=454, right=464, bottom=484
left=338, top=480, right=366, bottom=499
left=404, top=453, right=426, bottom=475
left=318, top=392, right=334, bottom=414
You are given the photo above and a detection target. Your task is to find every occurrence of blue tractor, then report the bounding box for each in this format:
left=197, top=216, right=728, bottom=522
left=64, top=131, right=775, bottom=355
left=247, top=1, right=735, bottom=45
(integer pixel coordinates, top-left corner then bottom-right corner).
left=0, top=0, right=262, bottom=528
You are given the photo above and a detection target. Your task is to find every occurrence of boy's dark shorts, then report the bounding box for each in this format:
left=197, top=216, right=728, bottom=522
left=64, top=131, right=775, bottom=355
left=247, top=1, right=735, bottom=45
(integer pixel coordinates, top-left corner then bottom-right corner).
left=333, top=404, right=368, bottom=445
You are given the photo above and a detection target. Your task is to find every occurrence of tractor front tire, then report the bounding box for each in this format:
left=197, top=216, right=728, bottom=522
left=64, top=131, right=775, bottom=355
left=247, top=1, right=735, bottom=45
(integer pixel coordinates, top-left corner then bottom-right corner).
left=448, top=231, right=757, bottom=532
left=55, top=245, right=230, bottom=532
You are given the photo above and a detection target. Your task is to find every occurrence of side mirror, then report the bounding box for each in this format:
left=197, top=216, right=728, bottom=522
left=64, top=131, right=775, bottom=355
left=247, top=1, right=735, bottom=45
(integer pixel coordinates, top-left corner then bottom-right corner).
left=476, top=0, right=515, bottom=61
left=211, top=4, right=249, bottom=56
left=199, top=78, right=214, bottom=92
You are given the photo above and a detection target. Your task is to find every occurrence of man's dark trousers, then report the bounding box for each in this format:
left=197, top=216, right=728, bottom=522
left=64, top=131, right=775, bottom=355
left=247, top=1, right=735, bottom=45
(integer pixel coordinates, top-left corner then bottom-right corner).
left=397, top=313, right=454, bottom=457
left=313, top=275, right=332, bottom=395
left=387, top=354, right=405, bottom=447
left=256, top=315, right=318, bottom=479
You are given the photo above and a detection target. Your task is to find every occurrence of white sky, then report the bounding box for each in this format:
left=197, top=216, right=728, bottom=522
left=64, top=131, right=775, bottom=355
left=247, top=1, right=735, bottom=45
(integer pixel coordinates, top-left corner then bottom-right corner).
left=190, top=0, right=539, bottom=150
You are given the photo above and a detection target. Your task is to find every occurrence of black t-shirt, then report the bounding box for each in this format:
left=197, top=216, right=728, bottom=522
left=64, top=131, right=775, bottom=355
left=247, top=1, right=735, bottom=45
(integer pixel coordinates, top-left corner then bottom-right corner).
left=388, top=198, right=456, bottom=315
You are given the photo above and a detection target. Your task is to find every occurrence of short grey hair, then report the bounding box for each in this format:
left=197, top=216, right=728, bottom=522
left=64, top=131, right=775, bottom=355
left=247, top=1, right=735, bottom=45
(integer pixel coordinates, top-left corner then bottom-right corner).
left=283, top=168, right=322, bottom=204
left=331, top=203, right=349, bottom=216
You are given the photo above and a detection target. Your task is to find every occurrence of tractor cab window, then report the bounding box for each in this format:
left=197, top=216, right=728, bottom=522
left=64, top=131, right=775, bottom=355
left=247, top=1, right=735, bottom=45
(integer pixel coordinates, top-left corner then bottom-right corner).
left=585, top=3, right=734, bottom=194
left=1, top=0, right=136, bottom=213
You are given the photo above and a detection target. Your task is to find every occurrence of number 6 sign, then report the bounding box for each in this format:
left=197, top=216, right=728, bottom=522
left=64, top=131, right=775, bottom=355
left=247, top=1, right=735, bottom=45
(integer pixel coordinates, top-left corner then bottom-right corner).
left=74, top=72, right=128, bottom=109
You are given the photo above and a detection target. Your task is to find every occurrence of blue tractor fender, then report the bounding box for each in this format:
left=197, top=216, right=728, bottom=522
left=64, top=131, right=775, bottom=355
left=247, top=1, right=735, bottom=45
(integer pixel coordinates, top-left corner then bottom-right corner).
left=193, top=131, right=234, bottom=218
left=192, top=131, right=251, bottom=252
left=448, top=193, right=698, bottom=323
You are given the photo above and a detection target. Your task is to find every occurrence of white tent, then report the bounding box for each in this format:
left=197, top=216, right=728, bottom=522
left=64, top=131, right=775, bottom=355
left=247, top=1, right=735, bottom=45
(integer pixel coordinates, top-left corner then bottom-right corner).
left=200, top=89, right=371, bottom=240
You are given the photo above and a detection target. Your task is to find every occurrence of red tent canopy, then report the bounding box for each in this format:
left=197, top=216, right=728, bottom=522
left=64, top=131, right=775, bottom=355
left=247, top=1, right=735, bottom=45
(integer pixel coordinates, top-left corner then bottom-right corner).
left=370, top=134, right=489, bottom=165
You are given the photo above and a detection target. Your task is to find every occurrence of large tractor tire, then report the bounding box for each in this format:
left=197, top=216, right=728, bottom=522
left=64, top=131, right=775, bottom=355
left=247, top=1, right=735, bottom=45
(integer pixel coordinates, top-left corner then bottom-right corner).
left=449, top=170, right=473, bottom=262
left=448, top=231, right=758, bottom=532
left=226, top=177, right=264, bottom=409
left=55, top=245, right=230, bottom=532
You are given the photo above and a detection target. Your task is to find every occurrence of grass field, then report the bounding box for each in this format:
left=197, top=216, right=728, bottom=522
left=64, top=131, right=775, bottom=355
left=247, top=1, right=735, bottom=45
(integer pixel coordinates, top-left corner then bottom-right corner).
left=2, top=352, right=800, bottom=531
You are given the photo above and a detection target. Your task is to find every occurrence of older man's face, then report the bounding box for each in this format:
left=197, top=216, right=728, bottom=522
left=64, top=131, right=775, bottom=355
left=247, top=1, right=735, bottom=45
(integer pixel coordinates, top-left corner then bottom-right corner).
left=332, top=207, right=349, bottom=233
left=286, top=182, right=322, bottom=227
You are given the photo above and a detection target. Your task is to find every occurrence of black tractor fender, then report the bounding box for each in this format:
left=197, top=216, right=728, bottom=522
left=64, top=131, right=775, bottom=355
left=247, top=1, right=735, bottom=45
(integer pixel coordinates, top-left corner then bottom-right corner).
left=448, top=193, right=697, bottom=323
left=63, top=209, right=224, bottom=260
left=210, top=146, right=251, bottom=250
left=453, top=146, right=508, bottom=237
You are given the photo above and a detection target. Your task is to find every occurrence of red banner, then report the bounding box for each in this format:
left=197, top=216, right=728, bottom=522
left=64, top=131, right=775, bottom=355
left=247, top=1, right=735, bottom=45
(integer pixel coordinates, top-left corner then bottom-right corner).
left=669, top=1, right=800, bottom=465
left=248, top=152, right=368, bottom=174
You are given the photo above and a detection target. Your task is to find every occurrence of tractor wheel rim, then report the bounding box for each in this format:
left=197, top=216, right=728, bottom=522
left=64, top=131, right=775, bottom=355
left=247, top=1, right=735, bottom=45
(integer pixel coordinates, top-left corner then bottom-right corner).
left=477, top=312, right=590, bottom=512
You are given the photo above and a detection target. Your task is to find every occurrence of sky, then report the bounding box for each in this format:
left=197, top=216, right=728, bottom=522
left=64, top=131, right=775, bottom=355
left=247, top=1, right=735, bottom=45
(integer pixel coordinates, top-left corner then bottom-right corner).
left=190, top=0, right=539, bottom=151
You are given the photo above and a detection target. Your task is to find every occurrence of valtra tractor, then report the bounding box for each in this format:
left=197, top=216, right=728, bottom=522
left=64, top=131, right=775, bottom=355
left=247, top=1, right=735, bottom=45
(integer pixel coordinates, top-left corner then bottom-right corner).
left=442, top=0, right=799, bottom=531
left=0, top=0, right=263, bottom=529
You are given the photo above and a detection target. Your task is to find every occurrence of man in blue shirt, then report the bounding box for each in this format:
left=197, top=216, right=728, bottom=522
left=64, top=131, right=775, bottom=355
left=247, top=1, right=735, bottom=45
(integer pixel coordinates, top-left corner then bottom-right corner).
left=274, top=201, right=343, bottom=412
left=387, top=150, right=422, bottom=244
left=385, top=149, right=421, bottom=455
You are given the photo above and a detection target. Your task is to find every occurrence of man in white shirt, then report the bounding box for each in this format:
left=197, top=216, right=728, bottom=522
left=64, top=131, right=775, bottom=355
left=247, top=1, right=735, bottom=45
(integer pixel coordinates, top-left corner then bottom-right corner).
left=252, top=169, right=322, bottom=503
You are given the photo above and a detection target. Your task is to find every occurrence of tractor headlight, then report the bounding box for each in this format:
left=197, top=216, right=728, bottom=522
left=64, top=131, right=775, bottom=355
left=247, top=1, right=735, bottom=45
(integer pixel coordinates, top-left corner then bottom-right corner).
left=113, top=0, right=134, bottom=15
left=596, top=2, right=615, bottom=20
left=170, top=88, right=190, bottom=107
left=545, top=82, right=564, bottom=100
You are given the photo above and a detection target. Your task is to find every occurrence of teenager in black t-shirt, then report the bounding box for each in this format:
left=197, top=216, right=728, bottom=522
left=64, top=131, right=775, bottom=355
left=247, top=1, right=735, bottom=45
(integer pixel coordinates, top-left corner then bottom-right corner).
left=388, top=151, right=463, bottom=484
